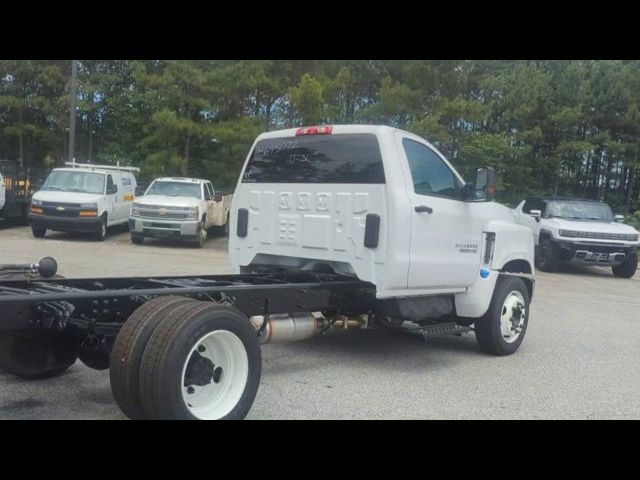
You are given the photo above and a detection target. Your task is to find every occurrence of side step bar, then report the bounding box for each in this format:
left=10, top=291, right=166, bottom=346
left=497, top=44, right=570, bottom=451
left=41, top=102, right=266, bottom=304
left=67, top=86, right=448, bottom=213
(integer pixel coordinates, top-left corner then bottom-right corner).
left=394, top=322, right=472, bottom=340
left=419, top=322, right=472, bottom=339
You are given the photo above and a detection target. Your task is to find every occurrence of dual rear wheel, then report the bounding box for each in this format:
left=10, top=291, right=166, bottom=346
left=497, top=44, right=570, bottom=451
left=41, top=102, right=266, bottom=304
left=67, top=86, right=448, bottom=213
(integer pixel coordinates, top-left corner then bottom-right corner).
left=109, top=296, right=261, bottom=420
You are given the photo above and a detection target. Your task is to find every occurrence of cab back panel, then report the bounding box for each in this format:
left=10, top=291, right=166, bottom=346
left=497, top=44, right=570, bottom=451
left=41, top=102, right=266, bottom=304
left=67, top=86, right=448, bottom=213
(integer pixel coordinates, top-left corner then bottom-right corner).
left=233, top=184, right=387, bottom=280
left=231, top=132, right=388, bottom=284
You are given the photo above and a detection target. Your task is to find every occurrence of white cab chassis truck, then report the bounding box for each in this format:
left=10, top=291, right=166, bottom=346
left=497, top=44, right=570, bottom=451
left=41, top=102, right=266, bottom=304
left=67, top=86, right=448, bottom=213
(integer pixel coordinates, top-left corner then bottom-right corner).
left=129, top=177, right=232, bottom=247
left=0, top=125, right=534, bottom=420
left=514, top=197, right=639, bottom=278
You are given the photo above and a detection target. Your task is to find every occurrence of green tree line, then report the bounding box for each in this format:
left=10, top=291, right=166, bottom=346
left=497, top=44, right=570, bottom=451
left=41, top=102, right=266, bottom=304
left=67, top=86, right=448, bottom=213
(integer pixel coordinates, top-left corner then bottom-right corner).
left=1, top=60, right=639, bottom=212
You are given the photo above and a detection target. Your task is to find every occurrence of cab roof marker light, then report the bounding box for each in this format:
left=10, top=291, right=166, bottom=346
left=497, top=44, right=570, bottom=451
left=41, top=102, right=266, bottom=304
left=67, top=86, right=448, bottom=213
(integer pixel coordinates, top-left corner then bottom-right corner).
left=295, top=126, right=333, bottom=136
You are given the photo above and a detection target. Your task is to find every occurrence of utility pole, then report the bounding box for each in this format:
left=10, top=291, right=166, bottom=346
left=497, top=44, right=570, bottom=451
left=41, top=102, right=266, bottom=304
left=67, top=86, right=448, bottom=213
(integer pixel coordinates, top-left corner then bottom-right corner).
left=68, top=60, right=78, bottom=163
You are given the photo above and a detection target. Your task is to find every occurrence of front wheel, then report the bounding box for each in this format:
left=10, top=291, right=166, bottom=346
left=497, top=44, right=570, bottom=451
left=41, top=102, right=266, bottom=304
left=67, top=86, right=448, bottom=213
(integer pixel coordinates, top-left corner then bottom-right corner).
left=131, top=234, right=144, bottom=245
left=474, top=275, right=530, bottom=356
left=32, top=227, right=46, bottom=238
left=195, top=220, right=207, bottom=247
left=535, top=237, right=558, bottom=272
left=612, top=252, right=638, bottom=278
left=138, top=303, right=261, bottom=420
left=95, top=216, right=107, bottom=241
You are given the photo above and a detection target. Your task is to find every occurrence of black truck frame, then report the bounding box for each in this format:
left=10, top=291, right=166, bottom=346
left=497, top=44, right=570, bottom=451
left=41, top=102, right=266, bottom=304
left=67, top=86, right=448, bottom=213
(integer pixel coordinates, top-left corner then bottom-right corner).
left=0, top=260, right=378, bottom=419
left=0, top=258, right=523, bottom=420
left=0, top=270, right=375, bottom=335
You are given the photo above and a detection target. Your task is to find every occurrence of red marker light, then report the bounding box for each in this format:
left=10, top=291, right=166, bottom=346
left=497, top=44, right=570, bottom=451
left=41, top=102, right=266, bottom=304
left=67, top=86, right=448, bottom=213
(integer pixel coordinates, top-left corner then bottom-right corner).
left=295, top=125, right=333, bottom=136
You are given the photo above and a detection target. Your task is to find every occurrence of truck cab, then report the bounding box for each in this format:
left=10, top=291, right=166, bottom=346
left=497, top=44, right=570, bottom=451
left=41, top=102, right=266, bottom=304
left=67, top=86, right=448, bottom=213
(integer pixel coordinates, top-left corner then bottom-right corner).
left=230, top=125, right=534, bottom=345
left=29, top=162, right=139, bottom=241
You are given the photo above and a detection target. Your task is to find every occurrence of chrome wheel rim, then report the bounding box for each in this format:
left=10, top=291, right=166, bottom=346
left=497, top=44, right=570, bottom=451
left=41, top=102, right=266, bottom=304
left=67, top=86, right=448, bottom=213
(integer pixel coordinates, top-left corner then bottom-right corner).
left=500, top=290, right=526, bottom=343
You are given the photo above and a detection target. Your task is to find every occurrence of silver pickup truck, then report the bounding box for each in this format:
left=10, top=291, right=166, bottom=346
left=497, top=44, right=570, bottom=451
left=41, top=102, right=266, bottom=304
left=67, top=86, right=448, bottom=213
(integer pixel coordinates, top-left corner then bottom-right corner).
left=129, top=177, right=232, bottom=247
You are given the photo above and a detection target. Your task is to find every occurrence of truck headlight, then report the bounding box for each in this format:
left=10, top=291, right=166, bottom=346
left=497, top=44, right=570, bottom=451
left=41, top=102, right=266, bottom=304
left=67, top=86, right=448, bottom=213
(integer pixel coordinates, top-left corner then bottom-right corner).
left=80, top=203, right=97, bottom=210
left=131, top=206, right=141, bottom=217
left=483, top=232, right=496, bottom=265
left=188, top=207, right=199, bottom=220
left=32, top=199, right=43, bottom=206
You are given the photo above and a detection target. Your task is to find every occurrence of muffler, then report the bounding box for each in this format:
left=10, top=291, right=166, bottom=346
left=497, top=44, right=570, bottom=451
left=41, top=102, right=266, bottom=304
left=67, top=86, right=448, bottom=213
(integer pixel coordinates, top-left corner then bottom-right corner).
left=251, top=313, right=319, bottom=344
left=250, top=313, right=367, bottom=344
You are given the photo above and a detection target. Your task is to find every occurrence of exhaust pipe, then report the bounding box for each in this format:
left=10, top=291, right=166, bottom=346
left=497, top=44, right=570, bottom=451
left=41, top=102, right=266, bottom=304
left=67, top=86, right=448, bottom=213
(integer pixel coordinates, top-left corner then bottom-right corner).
left=250, top=313, right=367, bottom=344
left=251, top=313, right=318, bottom=344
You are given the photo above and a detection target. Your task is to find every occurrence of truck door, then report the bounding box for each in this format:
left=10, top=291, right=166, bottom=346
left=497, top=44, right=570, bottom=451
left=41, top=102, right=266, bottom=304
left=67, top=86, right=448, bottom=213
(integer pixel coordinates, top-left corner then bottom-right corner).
left=395, top=133, right=483, bottom=291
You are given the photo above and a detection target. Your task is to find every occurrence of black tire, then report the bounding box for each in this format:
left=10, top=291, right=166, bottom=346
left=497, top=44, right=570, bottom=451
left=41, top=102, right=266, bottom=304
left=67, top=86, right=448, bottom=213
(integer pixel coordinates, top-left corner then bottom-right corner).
left=0, top=330, right=78, bottom=378
left=215, top=214, right=230, bottom=237
left=139, top=302, right=261, bottom=420
left=32, top=227, right=46, bottom=238
left=535, top=237, right=558, bottom=272
left=19, top=205, right=30, bottom=225
left=95, top=215, right=107, bottom=241
left=612, top=252, right=638, bottom=278
left=475, top=275, right=530, bottom=356
left=109, top=296, right=196, bottom=420
left=195, top=219, right=207, bottom=247
left=131, top=234, right=144, bottom=245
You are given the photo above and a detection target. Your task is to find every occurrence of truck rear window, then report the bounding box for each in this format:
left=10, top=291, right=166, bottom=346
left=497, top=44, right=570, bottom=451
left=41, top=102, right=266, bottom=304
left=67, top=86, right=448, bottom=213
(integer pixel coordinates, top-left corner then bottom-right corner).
left=242, top=134, right=385, bottom=184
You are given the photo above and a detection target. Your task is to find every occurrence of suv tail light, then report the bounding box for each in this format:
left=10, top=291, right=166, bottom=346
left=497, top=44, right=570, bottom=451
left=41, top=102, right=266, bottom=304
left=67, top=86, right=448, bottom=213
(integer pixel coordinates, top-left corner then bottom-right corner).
left=295, top=126, right=333, bottom=136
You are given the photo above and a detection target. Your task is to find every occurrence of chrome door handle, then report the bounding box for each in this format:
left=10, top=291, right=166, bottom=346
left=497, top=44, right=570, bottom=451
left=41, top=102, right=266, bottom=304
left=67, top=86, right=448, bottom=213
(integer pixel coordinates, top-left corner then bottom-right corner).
left=415, top=205, right=433, bottom=214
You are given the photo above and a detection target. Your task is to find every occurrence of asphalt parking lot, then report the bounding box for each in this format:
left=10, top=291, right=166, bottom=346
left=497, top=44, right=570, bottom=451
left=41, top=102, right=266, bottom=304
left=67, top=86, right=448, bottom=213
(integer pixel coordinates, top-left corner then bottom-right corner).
left=1, top=223, right=639, bottom=419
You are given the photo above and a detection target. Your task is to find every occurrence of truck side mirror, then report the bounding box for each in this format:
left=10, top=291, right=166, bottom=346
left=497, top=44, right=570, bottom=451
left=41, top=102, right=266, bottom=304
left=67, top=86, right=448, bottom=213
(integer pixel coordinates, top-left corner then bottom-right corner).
left=470, top=167, right=497, bottom=201
left=615, top=214, right=625, bottom=223
left=107, top=184, right=118, bottom=195
left=530, top=209, right=542, bottom=222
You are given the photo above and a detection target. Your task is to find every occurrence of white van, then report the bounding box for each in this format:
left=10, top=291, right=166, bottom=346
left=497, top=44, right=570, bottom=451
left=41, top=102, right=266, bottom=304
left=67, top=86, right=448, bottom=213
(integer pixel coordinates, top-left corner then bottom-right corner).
left=29, top=162, right=139, bottom=240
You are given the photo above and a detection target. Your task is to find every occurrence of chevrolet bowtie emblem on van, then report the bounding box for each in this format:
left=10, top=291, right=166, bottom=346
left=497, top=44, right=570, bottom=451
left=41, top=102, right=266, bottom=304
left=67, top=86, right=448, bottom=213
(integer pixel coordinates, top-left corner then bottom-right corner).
left=158, top=208, right=168, bottom=215
left=56, top=206, right=65, bottom=211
